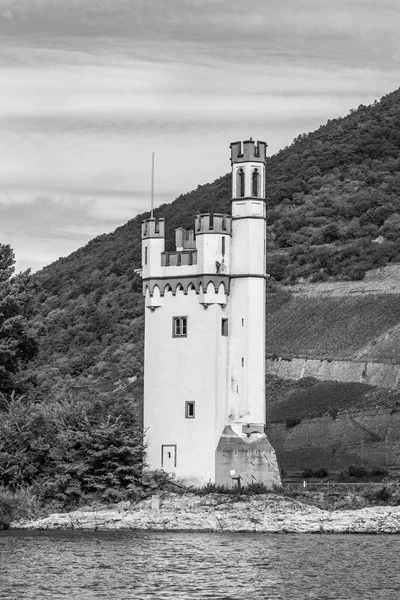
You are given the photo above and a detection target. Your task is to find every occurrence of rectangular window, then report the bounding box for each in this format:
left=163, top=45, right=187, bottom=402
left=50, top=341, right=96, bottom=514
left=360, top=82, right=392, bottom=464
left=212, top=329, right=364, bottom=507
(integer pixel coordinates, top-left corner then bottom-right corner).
left=242, top=357, right=245, bottom=367
left=144, top=246, right=148, bottom=265
left=221, top=318, right=228, bottom=336
left=185, top=401, right=195, bottom=418
left=173, top=316, right=188, bottom=337
left=222, top=236, right=226, bottom=256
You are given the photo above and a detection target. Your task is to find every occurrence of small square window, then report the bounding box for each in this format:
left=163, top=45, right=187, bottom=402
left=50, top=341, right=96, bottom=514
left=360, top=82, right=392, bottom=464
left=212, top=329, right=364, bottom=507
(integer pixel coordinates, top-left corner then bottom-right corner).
left=173, top=316, right=187, bottom=337
left=221, top=318, right=228, bottom=336
left=185, top=401, right=195, bottom=418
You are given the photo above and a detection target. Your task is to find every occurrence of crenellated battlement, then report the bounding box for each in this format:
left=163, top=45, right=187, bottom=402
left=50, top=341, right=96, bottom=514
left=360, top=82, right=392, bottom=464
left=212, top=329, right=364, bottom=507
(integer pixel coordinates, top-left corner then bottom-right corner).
left=161, top=249, right=197, bottom=267
left=195, top=213, right=232, bottom=235
left=142, top=218, right=165, bottom=239
left=230, top=139, right=267, bottom=164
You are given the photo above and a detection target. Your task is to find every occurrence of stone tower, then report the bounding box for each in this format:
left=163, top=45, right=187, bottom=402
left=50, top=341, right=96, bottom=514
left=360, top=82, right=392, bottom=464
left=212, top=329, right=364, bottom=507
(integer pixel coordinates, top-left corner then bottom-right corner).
left=141, top=139, right=280, bottom=487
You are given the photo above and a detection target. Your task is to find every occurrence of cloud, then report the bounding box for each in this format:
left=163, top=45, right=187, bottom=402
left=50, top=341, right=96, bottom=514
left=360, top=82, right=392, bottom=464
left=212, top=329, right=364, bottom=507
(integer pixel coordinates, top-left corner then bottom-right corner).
left=0, top=194, right=147, bottom=272
left=1, top=8, right=13, bottom=20
left=0, top=0, right=399, bottom=72
left=0, top=0, right=399, bottom=273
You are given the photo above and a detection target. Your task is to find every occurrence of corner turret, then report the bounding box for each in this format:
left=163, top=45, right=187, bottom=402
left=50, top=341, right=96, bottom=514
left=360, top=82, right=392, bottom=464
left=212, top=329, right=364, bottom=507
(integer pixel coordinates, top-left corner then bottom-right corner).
left=230, top=138, right=267, bottom=200
left=141, top=218, right=165, bottom=281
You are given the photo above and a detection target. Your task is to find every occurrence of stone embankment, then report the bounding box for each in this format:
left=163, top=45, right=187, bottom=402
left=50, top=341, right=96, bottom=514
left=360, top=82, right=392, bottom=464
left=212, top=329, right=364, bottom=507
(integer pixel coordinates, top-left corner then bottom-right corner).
left=266, top=357, right=400, bottom=389
left=288, top=265, right=400, bottom=297
left=12, top=493, right=400, bottom=534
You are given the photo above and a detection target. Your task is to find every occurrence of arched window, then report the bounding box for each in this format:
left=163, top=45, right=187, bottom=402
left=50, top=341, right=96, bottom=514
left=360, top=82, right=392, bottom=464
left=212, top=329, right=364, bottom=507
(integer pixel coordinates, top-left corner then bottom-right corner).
left=252, top=169, right=259, bottom=197
left=237, top=168, right=245, bottom=197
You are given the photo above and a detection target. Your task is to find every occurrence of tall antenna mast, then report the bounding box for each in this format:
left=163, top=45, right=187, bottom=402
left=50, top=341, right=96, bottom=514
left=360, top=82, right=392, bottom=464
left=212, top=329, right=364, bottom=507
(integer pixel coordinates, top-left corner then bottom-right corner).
left=151, top=152, right=155, bottom=218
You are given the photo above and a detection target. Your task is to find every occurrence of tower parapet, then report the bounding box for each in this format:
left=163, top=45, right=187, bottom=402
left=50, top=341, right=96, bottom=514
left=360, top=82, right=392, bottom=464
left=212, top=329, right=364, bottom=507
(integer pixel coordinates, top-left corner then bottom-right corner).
left=230, top=139, right=267, bottom=164
left=195, top=213, right=232, bottom=235
left=142, top=218, right=165, bottom=239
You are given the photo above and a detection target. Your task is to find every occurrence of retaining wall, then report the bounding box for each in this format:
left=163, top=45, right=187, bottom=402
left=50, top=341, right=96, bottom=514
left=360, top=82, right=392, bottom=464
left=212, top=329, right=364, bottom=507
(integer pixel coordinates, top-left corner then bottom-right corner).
left=267, top=357, right=400, bottom=389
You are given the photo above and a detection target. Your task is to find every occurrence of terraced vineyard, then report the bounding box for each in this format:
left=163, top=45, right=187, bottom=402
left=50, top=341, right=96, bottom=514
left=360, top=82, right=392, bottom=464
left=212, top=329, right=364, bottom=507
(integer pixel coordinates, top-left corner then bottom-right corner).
left=267, top=294, right=400, bottom=359
left=266, top=375, right=400, bottom=423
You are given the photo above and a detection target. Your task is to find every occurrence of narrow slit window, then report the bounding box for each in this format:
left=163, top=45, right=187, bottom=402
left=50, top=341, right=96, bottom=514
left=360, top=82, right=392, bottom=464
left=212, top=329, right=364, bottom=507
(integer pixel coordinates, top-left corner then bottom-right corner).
left=144, top=246, right=148, bottom=265
left=252, top=168, right=259, bottom=197
left=185, top=401, right=195, bottom=418
left=221, top=318, right=228, bottom=336
left=242, top=318, right=245, bottom=327
left=237, top=168, right=245, bottom=197
left=173, top=316, right=188, bottom=337
left=242, top=357, right=244, bottom=367
left=222, top=236, right=226, bottom=256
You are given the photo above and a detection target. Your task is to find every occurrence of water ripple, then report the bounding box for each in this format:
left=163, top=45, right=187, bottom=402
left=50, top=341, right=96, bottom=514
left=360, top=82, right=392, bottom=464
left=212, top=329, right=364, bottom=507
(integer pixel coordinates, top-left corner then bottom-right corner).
left=1, top=531, right=400, bottom=599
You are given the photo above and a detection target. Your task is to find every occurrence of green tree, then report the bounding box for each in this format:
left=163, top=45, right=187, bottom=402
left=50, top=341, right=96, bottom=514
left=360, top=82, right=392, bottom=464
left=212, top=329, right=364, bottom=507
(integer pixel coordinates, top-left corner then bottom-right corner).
left=0, top=244, right=39, bottom=395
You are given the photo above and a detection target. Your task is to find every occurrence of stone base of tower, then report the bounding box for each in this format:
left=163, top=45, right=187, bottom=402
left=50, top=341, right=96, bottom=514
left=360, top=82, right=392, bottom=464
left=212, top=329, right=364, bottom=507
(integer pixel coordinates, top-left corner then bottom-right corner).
left=215, top=426, right=281, bottom=489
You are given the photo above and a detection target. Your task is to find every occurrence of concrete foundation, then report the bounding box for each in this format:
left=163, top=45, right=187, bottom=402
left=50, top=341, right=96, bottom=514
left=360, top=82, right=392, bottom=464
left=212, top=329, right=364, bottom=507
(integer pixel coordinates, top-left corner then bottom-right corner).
left=215, top=425, right=281, bottom=488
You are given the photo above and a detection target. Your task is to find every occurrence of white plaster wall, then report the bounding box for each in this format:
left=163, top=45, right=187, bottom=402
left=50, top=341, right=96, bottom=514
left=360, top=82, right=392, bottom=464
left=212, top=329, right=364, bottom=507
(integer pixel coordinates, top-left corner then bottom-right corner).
left=143, top=288, right=229, bottom=484
left=230, top=216, right=266, bottom=275
left=142, top=238, right=165, bottom=279
left=155, top=264, right=198, bottom=278
left=228, top=277, right=266, bottom=427
left=196, top=233, right=231, bottom=274
left=227, top=199, right=266, bottom=431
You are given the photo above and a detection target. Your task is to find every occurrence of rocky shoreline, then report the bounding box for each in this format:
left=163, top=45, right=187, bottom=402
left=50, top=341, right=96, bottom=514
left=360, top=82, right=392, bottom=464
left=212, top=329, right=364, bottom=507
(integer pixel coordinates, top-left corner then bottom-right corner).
left=10, top=492, right=400, bottom=534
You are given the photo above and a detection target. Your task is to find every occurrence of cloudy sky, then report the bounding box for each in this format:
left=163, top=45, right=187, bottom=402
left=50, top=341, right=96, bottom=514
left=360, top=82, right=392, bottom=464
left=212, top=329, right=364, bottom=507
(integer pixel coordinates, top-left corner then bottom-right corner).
left=0, top=0, right=399, bottom=272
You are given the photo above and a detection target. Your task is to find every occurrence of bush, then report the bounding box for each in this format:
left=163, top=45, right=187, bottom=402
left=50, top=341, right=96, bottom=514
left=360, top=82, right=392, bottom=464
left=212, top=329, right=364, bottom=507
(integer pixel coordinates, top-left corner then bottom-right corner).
left=296, top=376, right=318, bottom=389
left=193, top=481, right=274, bottom=496
left=302, top=468, right=329, bottom=478
left=345, top=266, right=366, bottom=281
left=348, top=465, right=368, bottom=478
left=285, top=417, right=302, bottom=428
left=311, top=270, right=329, bottom=283
left=375, top=486, right=392, bottom=503
left=0, top=392, right=146, bottom=509
left=0, top=487, right=40, bottom=529
left=371, top=467, right=388, bottom=477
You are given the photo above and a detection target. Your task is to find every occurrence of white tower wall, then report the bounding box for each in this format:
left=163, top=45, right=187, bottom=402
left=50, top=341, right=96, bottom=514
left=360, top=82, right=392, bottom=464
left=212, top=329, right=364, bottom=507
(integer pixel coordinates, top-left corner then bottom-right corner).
left=143, top=288, right=228, bottom=484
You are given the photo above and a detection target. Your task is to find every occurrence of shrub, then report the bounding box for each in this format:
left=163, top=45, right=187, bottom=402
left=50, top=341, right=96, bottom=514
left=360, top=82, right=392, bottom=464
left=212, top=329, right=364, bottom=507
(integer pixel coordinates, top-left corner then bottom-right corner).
left=285, top=417, right=302, bottom=428
left=311, top=270, right=329, bottom=282
left=348, top=465, right=368, bottom=478
left=302, top=468, right=329, bottom=478
left=346, top=266, right=366, bottom=281
left=375, top=486, right=392, bottom=503
left=0, top=487, right=40, bottom=529
left=371, top=467, right=388, bottom=477
left=296, top=376, right=318, bottom=389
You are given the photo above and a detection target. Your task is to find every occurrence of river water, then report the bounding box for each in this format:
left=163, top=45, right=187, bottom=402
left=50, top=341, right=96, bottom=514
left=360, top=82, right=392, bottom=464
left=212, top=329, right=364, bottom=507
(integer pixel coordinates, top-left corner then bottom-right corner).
left=1, top=531, right=400, bottom=599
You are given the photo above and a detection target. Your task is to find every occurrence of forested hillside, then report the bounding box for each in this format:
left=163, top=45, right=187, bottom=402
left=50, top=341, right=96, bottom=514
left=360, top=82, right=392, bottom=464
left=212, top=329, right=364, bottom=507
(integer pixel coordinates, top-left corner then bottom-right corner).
left=267, top=88, right=400, bottom=282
